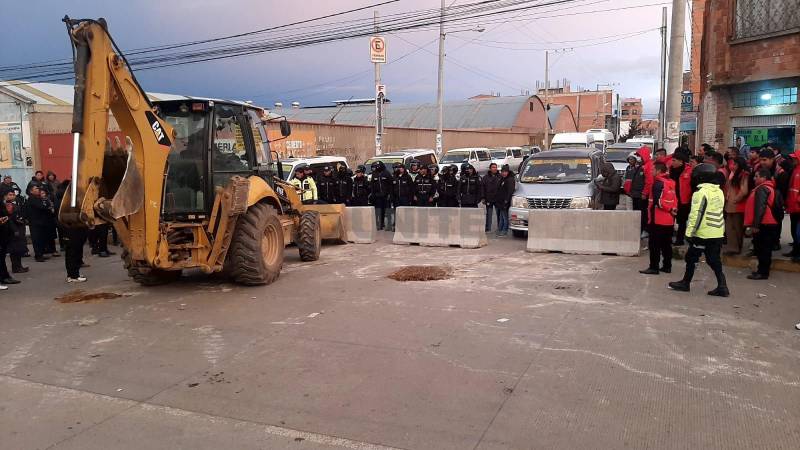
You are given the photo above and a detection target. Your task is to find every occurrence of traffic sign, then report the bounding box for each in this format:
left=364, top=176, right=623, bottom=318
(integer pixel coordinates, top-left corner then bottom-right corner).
left=376, top=84, right=386, bottom=96
left=370, top=36, right=386, bottom=63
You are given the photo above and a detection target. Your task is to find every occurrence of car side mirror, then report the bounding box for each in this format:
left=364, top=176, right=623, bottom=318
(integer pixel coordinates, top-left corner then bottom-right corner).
left=279, top=120, right=291, bottom=137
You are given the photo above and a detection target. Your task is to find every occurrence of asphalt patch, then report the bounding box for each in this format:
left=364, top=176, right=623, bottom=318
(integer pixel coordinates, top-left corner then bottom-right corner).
left=56, top=290, right=127, bottom=304
left=388, top=265, right=452, bottom=282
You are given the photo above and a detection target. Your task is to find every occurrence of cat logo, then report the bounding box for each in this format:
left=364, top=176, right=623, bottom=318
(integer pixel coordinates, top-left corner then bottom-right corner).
left=145, top=111, right=172, bottom=147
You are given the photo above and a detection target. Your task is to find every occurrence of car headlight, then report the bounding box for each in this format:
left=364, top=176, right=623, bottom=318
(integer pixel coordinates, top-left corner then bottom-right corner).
left=569, top=196, right=591, bottom=209
left=511, top=195, right=528, bottom=209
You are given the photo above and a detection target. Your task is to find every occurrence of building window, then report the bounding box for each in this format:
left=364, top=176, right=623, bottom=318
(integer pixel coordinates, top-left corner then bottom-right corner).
left=733, top=87, right=798, bottom=108
left=734, top=0, right=800, bottom=40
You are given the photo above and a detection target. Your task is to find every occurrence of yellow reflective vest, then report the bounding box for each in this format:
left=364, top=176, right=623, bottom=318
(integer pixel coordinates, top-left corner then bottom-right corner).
left=290, top=176, right=318, bottom=202
left=685, top=183, right=725, bottom=239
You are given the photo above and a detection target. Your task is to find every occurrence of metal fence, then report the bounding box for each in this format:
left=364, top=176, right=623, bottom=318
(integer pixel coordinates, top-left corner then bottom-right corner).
left=734, top=0, right=800, bottom=39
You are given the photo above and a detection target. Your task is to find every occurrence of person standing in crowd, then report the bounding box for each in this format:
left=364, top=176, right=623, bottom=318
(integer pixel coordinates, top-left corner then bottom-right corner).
left=2, top=190, right=28, bottom=274
left=0, top=191, right=22, bottom=286
left=654, top=148, right=667, bottom=160
left=56, top=180, right=88, bottom=283
left=624, top=152, right=647, bottom=235
left=437, top=165, right=459, bottom=207
left=735, top=136, right=751, bottom=160
left=641, top=161, right=676, bottom=275
left=303, top=166, right=316, bottom=182
left=25, top=185, right=55, bottom=262
left=670, top=152, right=692, bottom=245
left=408, top=160, right=421, bottom=182
left=391, top=162, right=414, bottom=231
left=350, top=165, right=370, bottom=207
left=45, top=172, right=59, bottom=201
left=785, top=148, right=800, bottom=261
left=369, top=161, right=392, bottom=230
left=704, top=151, right=728, bottom=187
left=637, top=146, right=654, bottom=237
left=316, top=166, right=338, bottom=204
left=2, top=176, right=22, bottom=196
left=290, top=164, right=318, bottom=204
left=26, top=170, right=46, bottom=196
left=431, top=165, right=441, bottom=206
left=413, top=164, right=436, bottom=207
left=723, top=157, right=750, bottom=255
left=336, top=166, right=353, bottom=205
left=669, top=163, right=729, bottom=297
left=481, top=163, right=502, bottom=231
left=595, top=161, right=622, bottom=210
left=496, top=164, right=515, bottom=237
left=744, top=169, right=783, bottom=280
left=458, top=163, right=482, bottom=208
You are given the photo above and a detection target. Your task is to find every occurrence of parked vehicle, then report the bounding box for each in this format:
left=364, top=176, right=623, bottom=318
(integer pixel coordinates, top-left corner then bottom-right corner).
left=627, top=135, right=656, bottom=150
left=508, top=147, right=604, bottom=238
left=490, top=147, right=524, bottom=169
left=587, top=129, right=615, bottom=150
left=604, top=142, right=641, bottom=178
left=278, top=156, right=349, bottom=180
left=437, top=147, right=493, bottom=175
left=521, top=145, right=542, bottom=156
left=550, top=132, right=592, bottom=150
left=364, top=149, right=437, bottom=175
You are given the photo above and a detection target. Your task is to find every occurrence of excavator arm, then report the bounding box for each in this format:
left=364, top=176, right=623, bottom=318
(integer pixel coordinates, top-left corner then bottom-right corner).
left=60, top=17, right=173, bottom=266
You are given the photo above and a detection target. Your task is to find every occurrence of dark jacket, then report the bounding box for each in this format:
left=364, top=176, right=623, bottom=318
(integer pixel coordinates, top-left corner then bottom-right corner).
left=351, top=175, right=370, bottom=206
left=316, top=174, right=339, bottom=204
left=26, top=178, right=44, bottom=196
left=0, top=201, right=28, bottom=254
left=393, top=172, right=415, bottom=206
left=625, top=164, right=645, bottom=199
left=595, top=162, right=622, bottom=206
left=336, top=169, right=353, bottom=204
left=459, top=171, right=483, bottom=206
left=369, top=170, right=393, bottom=200
left=437, top=175, right=459, bottom=201
left=497, top=174, right=516, bottom=209
left=413, top=174, right=436, bottom=206
left=25, top=195, right=55, bottom=227
left=481, top=172, right=502, bottom=203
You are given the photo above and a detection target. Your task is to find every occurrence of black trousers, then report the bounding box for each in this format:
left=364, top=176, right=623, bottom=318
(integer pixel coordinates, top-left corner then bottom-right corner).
left=438, top=197, right=458, bottom=207
left=371, top=197, right=389, bottom=229
left=675, top=203, right=691, bottom=244
left=753, top=225, right=779, bottom=276
left=10, top=254, right=23, bottom=271
left=350, top=197, right=369, bottom=207
left=632, top=197, right=647, bottom=233
left=30, top=224, right=49, bottom=258
left=90, top=224, right=109, bottom=254
left=790, top=213, right=800, bottom=256
left=648, top=224, right=673, bottom=270
left=0, top=246, right=10, bottom=280
left=682, top=237, right=727, bottom=288
left=602, top=204, right=617, bottom=210
left=64, top=227, right=88, bottom=279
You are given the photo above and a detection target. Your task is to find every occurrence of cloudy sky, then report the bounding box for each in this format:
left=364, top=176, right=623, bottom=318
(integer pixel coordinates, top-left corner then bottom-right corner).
left=1, top=0, right=686, bottom=116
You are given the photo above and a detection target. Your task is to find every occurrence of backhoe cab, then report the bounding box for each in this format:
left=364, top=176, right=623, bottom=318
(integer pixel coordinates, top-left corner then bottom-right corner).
left=60, top=17, right=344, bottom=286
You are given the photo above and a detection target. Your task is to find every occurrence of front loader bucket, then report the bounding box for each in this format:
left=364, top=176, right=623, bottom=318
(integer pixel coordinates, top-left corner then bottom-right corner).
left=302, top=203, right=346, bottom=243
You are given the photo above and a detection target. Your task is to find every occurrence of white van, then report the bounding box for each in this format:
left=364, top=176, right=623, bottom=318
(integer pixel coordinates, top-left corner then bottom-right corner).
left=627, top=135, right=656, bottom=149
left=550, top=132, right=592, bottom=150
left=438, top=147, right=493, bottom=175
left=278, top=156, right=349, bottom=181
left=586, top=129, right=615, bottom=150
left=490, top=147, right=524, bottom=169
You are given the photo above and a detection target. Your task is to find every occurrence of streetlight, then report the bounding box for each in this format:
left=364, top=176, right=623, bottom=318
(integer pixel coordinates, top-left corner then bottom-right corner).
left=436, top=0, right=484, bottom=156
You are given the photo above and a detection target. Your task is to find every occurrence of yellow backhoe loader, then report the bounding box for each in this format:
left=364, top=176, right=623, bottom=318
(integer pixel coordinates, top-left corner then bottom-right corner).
left=59, top=17, right=345, bottom=286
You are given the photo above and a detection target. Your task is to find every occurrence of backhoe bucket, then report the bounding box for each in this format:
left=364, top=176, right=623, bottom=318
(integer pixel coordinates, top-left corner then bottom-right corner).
left=302, top=204, right=346, bottom=242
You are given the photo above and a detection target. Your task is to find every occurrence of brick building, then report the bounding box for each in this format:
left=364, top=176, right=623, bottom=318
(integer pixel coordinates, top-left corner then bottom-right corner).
left=620, top=98, right=643, bottom=122
left=695, top=0, right=799, bottom=153
left=534, top=82, right=613, bottom=132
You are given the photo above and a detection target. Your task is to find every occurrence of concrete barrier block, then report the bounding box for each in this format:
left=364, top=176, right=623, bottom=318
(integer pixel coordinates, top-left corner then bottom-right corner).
left=344, top=207, right=377, bottom=244
left=526, top=210, right=640, bottom=256
left=393, top=206, right=487, bottom=249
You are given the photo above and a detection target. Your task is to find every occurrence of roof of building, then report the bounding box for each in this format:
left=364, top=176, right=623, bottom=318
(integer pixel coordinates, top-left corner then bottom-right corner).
left=279, top=95, right=542, bottom=130
left=546, top=104, right=577, bottom=129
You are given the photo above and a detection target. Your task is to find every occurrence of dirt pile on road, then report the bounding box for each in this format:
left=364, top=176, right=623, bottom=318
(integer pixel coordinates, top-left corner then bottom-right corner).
left=56, top=290, right=127, bottom=304
left=388, top=265, right=452, bottom=282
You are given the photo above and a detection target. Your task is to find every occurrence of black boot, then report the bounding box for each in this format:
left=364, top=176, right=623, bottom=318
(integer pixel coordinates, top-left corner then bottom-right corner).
left=668, top=280, right=690, bottom=292
left=708, top=286, right=730, bottom=297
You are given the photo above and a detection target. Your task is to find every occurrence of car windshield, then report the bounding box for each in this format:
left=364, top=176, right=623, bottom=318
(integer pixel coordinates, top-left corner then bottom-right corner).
left=520, top=157, right=592, bottom=183
left=605, top=150, right=632, bottom=162
left=491, top=150, right=507, bottom=159
left=365, top=158, right=403, bottom=174
left=441, top=152, right=470, bottom=163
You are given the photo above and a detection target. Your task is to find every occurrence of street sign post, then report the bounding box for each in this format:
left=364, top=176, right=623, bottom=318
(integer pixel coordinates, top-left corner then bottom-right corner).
left=370, top=36, right=386, bottom=63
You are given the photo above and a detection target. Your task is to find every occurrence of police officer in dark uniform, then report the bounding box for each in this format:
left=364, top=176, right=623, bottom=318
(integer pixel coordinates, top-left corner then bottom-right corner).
left=458, top=163, right=483, bottom=208
left=408, top=159, right=421, bottom=182
left=413, top=164, right=436, bottom=207
left=393, top=162, right=414, bottom=207
left=336, top=165, right=353, bottom=205
left=369, top=161, right=393, bottom=230
left=316, top=166, right=338, bottom=204
left=351, top=165, right=371, bottom=206
left=437, top=165, right=459, bottom=207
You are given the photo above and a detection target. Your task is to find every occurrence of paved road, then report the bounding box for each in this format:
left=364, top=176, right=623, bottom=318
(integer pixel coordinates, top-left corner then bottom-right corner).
left=1, top=234, right=799, bottom=449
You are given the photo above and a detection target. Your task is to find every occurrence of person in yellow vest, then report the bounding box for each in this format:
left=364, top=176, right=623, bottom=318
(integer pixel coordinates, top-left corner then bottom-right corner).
left=290, top=164, right=318, bottom=204
left=669, top=163, right=729, bottom=297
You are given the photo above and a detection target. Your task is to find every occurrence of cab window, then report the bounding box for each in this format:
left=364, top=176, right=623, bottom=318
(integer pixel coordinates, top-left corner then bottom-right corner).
left=512, top=148, right=522, bottom=158
left=417, top=153, right=434, bottom=165
left=212, top=104, right=252, bottom=189
left=246, top=109, right=270, bottom=165
left=162, top=104, right=206, bottom=213
left=477, top=150, right=491, bottom=161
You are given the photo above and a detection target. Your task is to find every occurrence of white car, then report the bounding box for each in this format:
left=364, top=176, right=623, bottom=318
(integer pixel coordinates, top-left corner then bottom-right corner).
left=277, top=156, right=349, bottom=180
left=364, top=149, right=438, bottom=176
left=438, top=147, right=493, bottom=176
left=490, top=147, right=524, bottom=170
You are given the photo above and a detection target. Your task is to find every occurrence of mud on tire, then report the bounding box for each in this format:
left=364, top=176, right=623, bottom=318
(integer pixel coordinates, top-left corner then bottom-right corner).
left=226, top=203, right=284, bottom=285
left=121, top=249, right=181, bottom=286
left=297, top=210, right=321, bottom=262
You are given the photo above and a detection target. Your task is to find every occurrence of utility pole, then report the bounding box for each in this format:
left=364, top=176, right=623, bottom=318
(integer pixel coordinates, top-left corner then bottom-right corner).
left=615, top=93, right=621, bottom=140
left=543, top=50, right=549, bottom=149
left=658, top=6, right=667, bottom=149
left=374, top=11, right=383, bottom=156
left=664, top=0, right=686, bottom=152
left=435, top=0, right=445, bottom=156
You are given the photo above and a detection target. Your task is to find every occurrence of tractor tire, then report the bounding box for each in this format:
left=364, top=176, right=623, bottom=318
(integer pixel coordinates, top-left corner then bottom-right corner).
left=226, top=203, right=284, bottom=286
left=297, top=210, right=321, bottom=262
left=121, top=250, right=181, bottom=286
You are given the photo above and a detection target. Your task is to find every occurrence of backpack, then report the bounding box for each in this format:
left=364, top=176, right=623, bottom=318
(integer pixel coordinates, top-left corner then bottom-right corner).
left=659, top=181, right=677, bottom=211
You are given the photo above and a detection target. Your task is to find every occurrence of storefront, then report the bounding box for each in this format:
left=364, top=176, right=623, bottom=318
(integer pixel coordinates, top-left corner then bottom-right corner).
left=730, top=82, right=798, bottom=155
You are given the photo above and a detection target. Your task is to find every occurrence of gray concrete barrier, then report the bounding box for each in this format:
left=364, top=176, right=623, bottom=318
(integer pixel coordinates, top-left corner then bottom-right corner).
left=526, top=209, right=640, bottom=256
left=343, top=207, right=377, bottom=244
left=393, top=206, right=487, bottom=248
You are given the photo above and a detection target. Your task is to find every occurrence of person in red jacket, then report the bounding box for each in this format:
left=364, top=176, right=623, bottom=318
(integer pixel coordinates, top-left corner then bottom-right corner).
left=724, top=157, right=750, bottom=255
left=637, top=145, right=654, bottom=238
left=670, top=152, right=693, bottom=245
left=640, top=161, right=677, bottom=274
left=744, top=169, right=781, bottom=280
left=784, top=149, right=800, bottom=261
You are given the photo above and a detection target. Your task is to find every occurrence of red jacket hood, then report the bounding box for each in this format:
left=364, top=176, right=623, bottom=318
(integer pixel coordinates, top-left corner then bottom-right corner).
left=790, top=149, right=800, bottom=162
left=637, top=146, right=652, bottom=163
